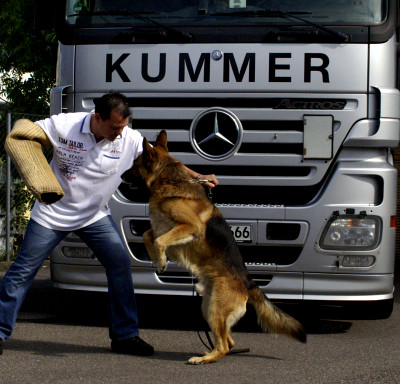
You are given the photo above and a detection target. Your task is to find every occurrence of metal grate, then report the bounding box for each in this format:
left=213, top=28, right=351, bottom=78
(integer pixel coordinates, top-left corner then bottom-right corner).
left=156, top=270, right=274, bottom=287
left=120, top=94, right=364, bottom=206
left=128, top=243, right=302, bottom=266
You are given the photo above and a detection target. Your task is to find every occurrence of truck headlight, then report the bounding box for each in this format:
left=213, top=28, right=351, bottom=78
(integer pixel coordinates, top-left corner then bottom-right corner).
left=319, top=214, right=381, bottom=250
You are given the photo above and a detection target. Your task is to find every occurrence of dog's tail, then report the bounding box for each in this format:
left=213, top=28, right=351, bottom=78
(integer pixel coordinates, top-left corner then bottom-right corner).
left=247, top=285, right=307, bottom=343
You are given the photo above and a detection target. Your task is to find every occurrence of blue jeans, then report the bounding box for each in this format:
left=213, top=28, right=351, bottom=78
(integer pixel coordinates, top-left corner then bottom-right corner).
left=0, top=216, right=139, bottom=342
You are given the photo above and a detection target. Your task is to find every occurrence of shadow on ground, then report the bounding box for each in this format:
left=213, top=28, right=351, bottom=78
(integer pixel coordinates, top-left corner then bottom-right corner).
left=7, top=257, right=399, bottom=337
left=19, top=287, right=362, bottom=336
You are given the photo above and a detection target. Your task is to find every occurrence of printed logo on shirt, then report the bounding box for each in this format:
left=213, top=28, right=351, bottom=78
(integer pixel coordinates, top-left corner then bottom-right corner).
left=109, top=140, right=122, bottom=157
left=58, top=137, right=86, bottom=151
left=56, top=136, right=88, bottom=180
left=109, top=148, right=122, bottom=156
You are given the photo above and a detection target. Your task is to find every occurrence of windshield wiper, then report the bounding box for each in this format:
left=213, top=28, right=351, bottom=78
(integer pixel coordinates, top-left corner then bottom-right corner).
left=210, top=8, right=350, bottom=42
left=70, top=11, right=193, bottom=42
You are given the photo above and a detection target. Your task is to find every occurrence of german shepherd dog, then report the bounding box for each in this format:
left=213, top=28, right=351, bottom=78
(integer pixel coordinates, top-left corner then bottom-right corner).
left=122, top=130, right=306, bottom=364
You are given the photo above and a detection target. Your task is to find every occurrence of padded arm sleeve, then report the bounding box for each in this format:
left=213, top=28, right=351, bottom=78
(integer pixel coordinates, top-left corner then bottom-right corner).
left=5, top=119, right=65, bottom=204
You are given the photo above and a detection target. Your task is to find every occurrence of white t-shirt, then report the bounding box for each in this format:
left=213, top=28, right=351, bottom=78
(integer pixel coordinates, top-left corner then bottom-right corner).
left=30, top=112, right=143, bottom=231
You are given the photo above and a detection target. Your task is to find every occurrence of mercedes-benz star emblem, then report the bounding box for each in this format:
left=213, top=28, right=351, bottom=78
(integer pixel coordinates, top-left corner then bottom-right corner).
left=190, top=107, right=243, bottom=161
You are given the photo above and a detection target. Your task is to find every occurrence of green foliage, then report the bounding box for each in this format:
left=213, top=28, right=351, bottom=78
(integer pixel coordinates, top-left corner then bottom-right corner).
left=10, top=181, right=35, bottom=232
left=0, top=175, right=36, bottom=260
left=3, top=181, right=35, bottom=259
left=0, top=0, right=57, bottom=114
left=0, top=0, right=57, bottom=259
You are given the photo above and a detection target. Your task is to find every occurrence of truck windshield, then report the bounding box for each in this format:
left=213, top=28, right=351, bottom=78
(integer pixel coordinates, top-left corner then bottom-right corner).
left=66, top=0, right=386, bottom=26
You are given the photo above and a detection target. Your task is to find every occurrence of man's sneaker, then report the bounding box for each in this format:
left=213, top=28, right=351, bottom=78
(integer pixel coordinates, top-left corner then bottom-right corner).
left=0, top=339, right=4, bottom=355
left=111, top=336, right=154, bottom=356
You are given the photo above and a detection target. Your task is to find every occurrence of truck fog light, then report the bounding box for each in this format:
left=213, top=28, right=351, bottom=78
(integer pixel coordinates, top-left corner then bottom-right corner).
left=341, top=255, right=375, bottom=267
left=62, top=246, right=93, bottom=258
left=320, top=214, right=381, bottom=250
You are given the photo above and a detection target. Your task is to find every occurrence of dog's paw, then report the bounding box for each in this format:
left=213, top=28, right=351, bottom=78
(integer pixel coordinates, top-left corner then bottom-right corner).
left=187, top=356, right=207, bottom=365
left=157, top=261, right=167, bottom=274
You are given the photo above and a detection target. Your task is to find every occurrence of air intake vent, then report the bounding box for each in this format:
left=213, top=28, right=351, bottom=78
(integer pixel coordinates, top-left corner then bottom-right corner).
left=156, top=270, right=273, bottom=287
left=128, top=243, right=302, bottom=266
left=266, top=223, right=301, bottom=241
left=120, top=182, right=323, bottom=205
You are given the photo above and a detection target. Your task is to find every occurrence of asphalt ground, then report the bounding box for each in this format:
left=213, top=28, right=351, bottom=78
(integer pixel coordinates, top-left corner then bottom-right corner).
left=0, top=261, right=399, bottom=384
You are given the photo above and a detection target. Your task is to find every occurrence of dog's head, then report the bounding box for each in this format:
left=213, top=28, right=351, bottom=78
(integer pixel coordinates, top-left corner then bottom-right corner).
left=121, top=130, right=169, bottom=188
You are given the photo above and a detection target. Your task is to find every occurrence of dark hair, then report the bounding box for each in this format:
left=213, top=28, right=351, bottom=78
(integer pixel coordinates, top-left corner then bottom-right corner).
left=93, top=92, right=131, bottom=121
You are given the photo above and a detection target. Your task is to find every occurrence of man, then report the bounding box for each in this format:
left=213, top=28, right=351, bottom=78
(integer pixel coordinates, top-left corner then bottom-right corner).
left=0, top=92, right=218, bottom=356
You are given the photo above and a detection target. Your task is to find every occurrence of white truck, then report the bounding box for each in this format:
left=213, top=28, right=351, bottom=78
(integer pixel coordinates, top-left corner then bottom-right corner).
left=40, top=0, right=399, bottom=317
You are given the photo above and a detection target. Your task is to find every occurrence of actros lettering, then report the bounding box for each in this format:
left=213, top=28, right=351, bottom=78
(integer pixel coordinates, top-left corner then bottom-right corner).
left=105, top=52, right=330, bottom=84
left=275, top=99, right=345, bottom=110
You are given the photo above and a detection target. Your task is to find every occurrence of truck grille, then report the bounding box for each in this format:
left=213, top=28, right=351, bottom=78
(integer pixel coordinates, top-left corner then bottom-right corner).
left=128, top=243, right=302, bottom=265
left=118, top=94, right=364, bottom=206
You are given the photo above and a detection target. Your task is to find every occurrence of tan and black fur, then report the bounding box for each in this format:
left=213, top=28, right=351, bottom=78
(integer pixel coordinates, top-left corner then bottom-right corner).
left=122, top=130, right=306, bottom=364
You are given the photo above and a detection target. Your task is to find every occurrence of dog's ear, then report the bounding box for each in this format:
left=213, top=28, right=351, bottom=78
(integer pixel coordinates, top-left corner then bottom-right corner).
left=155, top=130, right=168, bottom=152
left=142, top=137, right=155, bottom=166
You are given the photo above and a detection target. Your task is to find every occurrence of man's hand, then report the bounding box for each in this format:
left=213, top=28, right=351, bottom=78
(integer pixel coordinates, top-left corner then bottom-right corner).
left=183, top=165, right=219, bottom=189
left=195, top=173, right=219, bottom=189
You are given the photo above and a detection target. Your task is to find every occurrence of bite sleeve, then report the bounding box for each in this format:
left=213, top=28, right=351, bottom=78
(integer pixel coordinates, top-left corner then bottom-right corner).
left=5, top=119, right=64, bottom=204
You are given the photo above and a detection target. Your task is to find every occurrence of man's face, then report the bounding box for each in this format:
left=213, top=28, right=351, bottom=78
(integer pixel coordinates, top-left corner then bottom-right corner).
left=93, top=109, right=129, bottom=141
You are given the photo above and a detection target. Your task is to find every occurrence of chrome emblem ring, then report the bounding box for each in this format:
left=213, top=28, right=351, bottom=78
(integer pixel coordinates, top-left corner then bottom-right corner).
left=190, top=107, right=243, bottom=161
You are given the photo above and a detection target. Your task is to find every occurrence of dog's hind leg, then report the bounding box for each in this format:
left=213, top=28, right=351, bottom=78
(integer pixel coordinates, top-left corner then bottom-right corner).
left=188, top=280, right=247, bottom=364
left=227, top=333, right=235, bottom=350
left=188, top=315, right=230, bottom=364
left=225, top=295, right=247, bottom=351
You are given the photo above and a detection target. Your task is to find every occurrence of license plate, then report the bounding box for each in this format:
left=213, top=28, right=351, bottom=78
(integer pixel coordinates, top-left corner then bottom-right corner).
left=231, top=225, right=252, bottom=243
